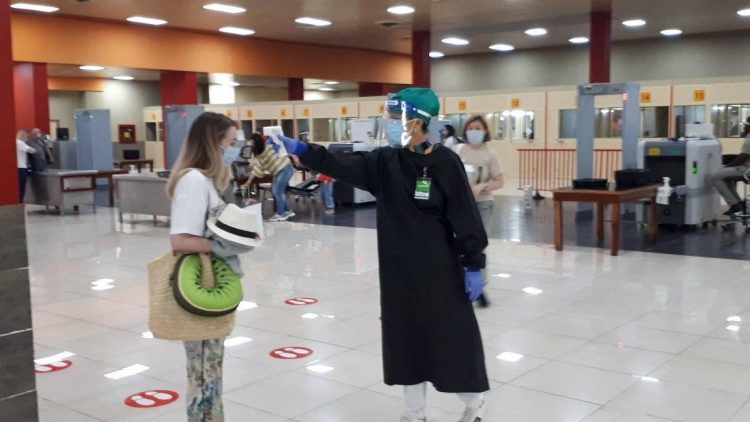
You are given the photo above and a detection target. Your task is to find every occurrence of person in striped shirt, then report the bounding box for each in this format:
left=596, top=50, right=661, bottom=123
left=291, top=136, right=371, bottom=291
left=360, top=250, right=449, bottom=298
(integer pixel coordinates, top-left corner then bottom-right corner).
left=245, top=133, right=295, bottom=222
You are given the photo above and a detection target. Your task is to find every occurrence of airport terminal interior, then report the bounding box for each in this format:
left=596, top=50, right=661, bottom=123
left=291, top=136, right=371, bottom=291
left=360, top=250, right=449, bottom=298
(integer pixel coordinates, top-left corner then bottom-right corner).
left=7, top=1, right=750, bottom=421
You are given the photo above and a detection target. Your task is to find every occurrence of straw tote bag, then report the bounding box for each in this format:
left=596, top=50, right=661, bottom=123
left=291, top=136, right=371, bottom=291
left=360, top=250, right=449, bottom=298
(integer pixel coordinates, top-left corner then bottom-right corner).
left=148, top=252, right=235, bottom=341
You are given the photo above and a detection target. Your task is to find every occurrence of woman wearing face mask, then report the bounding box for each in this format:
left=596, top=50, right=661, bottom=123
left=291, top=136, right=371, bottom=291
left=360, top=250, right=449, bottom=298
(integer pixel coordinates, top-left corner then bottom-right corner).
left=165, top=112, right=243, bottom=422
left=441, top=124, right=459, bottom=150
left=244, top=133, right=295, bottom=222
left=277, top=88, right=490, bottom=422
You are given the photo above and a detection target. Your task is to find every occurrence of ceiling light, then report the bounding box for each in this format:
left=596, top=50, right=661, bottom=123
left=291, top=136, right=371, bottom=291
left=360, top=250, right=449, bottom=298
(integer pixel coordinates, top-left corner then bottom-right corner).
left=219, top=26, right=255, bottom=36
left=429, top=51, right=445, bottom=58
left=569, top=37, right=589, bottom=44
left=739, top=8, right=750, bottom=17
left=79, top=65, right=104, bottom=71
left=623, top=19, right=646, bottom=27
left=295, top=17, right=332, bottom=27
left=10, top=3, right=59, bottom=13
left=127, top=16, right=168, bottom=26
left=387, top=5, right=415, bottom=15
left=323, top=81, right=339, bottom=85
left=113, top=76, right=134, bottom=81
left=522, top=287, right=543, bottom=295
left=219, top=81, right=239, bottom=87
left=203, top=3, right=246, bottom=14
left=442, top=37, right=469, bottom=46
left=525, top=28, right=547, bottom=37
left=319, top=87, right=335, bottom=92
left=104, top=364, right=149, bottom=380
left=489, top=43, right=514, bottom=52
left=497, top=352, right=524, bottom=362
left=660, top=29, right=682, bottom=36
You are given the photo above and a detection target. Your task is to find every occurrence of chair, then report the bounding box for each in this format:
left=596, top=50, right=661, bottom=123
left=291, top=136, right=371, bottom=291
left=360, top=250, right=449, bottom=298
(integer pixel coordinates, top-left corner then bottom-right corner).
left=721, top=167, right=750, bottom=233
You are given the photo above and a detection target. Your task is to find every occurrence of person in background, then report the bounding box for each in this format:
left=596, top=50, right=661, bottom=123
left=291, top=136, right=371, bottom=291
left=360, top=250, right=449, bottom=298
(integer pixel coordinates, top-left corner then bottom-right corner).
left=456, top=115, right=503, bottom=308
left=27, top=128, right=53, bottom=172
left=278, top=87, right=489, bottom=422
left=318, top=173, right=335, bottom=214
left=244, top=133, right=295, bottom=222
left=16, top=129, right=36, bottom=203
left=441, top=124, right=459, bottom=150
left=711, top=117, right=750, bottom=215
left=166, top=112, right=249, bottom=422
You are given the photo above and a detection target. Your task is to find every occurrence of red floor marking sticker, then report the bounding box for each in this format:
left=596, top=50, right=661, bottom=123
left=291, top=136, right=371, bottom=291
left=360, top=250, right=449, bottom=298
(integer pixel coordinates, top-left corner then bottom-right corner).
left=35, top=360, right=72, bottom=374
left=269, top=347, right=314, bottom=359
left=124, top=390, right=179, bottom=408
left=284, top=297, right=318, bottom=306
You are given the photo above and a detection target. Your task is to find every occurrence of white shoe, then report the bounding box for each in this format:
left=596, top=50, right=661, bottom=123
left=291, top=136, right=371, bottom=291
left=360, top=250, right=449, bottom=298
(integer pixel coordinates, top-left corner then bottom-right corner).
left=268, top=213, right=288, bottom=222
left=324, top=208, right=335, bottom=215
left=283, top=210, right=296, bottom=219
left=459, top=398, right=485, bottom=422
left=400, top=416, right=426, bottom=422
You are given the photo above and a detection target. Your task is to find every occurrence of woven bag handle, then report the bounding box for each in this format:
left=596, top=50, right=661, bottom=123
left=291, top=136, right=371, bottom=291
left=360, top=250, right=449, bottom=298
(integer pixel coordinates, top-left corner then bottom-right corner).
left=199, top=253, right=216, bottom=289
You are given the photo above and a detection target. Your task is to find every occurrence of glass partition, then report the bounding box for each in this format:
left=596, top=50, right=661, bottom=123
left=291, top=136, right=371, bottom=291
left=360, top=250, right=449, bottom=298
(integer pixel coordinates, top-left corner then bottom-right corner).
left=280, top=120, right=294, bottom=137
left=712, top=104, right=750, bottom=138
left=295, top=119, right=310, bottom=138
left=312, top=118, right=336, bottom=142
left=674, top=105, right=705, bottom=138
left=640, top=106, right=669, bottom=138
left=559, top=109, right=577, bottom=139
left=510, top=110, right=535, bottom=140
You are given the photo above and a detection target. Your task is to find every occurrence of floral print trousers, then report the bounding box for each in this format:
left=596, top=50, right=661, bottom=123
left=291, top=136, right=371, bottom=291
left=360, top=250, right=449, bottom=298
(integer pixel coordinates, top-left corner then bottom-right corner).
left=184, top=338, right=225, bottom=422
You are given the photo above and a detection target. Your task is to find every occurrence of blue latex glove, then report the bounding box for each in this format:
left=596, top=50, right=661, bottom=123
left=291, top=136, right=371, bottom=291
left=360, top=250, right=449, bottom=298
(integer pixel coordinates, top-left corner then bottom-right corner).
left=465, top=269, right=484, bottom=302
left=278, top=135, right=309, bottom=157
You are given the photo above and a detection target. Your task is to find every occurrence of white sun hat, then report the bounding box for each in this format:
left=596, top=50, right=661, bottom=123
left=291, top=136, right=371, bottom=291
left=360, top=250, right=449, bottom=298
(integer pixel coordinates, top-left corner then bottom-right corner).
left=207, top=203, right=264, bottom=247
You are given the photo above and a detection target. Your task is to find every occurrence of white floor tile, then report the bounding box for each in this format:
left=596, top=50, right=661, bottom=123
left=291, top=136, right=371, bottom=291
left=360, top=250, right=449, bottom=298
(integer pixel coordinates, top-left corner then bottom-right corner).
left=594, top=325, right=702, bottom=354
left=652, top=355, right=750, bottom=395
left=560, top=342, right=674, bottom=376
left=478, top=384, right=600, bottom=422
left=484, top=328, right=588, bottom=359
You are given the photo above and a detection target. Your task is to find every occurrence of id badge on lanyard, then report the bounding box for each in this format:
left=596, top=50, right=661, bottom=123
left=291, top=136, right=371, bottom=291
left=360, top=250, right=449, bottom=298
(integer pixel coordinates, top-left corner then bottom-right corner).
left=415, top=166, right=431, bottom=200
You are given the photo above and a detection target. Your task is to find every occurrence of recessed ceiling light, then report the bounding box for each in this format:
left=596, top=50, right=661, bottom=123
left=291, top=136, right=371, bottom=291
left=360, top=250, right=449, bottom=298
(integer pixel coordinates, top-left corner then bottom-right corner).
left=387, top=5, right=415, bottom=15
left=623, top=19, right=646, bottom=27
left=220, top=82, right=240, bottom=87
left=79, top=65, right=104, bottom=71
left=441, top=37, right=470, bottom=46
left=660, top=28, right=682, bottom=36
left=739, top=8, right=750, bottom=17
left=10, top=3, right=59, bottom=13
left=569, top=37, right=589, bottom=44
left=489, top=43, right=514, bottom=52
left=319, top=87, right=335, bottom=92
left=127, top=16, right=168, bottom=26
left=203, top=3, right=246, bottom=14
left=429, top=51, right=445, bottom=58
left=295, top=17, right=332, bottom=27
left=219, top=26, right=255, bottom=36
left=113, top=76, right=134, bottom=81
left=525, top=27, right=547, bottom=37
left=323, top=81, right=339, bottom=85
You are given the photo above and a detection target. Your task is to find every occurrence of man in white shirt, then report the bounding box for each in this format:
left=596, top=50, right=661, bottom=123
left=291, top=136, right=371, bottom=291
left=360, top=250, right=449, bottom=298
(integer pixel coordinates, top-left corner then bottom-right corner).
left=16, top=129, right=36, bottom=203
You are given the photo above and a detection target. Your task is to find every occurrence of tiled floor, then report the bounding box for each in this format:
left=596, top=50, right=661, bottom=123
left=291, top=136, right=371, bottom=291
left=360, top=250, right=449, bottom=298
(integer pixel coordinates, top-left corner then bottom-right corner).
left=25, top=203, right=750, bottom=422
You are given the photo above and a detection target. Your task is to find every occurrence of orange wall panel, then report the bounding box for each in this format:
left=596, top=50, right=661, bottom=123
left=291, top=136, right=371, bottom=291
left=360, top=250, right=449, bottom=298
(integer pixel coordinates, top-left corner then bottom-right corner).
left=11, top=14, right=412, bottom=85
left=48, top=76, right=105, bottom=92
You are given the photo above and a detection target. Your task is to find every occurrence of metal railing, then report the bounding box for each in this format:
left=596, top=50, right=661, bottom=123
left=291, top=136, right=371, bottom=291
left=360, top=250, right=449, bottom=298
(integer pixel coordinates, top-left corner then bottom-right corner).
left=518, top=148, right=623, bottom=191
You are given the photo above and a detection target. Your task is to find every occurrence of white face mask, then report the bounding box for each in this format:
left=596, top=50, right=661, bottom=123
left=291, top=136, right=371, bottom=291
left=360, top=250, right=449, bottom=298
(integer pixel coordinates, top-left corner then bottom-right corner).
left=466, top=129, right=486, bottom=144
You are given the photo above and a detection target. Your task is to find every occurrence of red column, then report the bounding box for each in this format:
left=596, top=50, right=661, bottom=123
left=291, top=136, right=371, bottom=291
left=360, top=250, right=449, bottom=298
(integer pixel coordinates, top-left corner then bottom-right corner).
left=412, top=31, right=431, bottom=88
left=160, top=71, right=198, bottom=168
left=589, top=10, right=612, bottom=83
left=0, top=4, right=18, bottom=205
left=288, top=78, right=304, bottom=101
left=359, top=82, right=389, bottom=97
left=13, top=63, right=50, bottom=134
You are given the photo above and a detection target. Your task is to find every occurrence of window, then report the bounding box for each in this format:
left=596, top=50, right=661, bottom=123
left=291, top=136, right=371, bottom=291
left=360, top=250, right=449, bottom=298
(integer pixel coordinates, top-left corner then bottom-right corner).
left=640, top=107, right=669, bottom=138
left=559, top=109, right=577, bottom=139
left=510, top=110, right=535, bottom=140
left=712, top=105, right=750, bottom=138
left=674, top=106, right=705, bottom=138
left=563, top=106, right=668, bottom=138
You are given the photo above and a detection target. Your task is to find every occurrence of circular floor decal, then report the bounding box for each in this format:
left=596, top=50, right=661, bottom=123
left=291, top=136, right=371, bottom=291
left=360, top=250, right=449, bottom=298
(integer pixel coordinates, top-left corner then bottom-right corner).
left=284, top=297, right=319, bottom=306
left=269, top=347, right=314, bottom=359
left=124, top=390, right=180, bottom=408
left=35, top=360, right=72, bottom=374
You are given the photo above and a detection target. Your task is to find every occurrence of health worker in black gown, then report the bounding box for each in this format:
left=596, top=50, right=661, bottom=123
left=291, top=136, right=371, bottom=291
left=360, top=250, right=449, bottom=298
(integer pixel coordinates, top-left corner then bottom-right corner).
left=279, top=88, right=489, bottom=422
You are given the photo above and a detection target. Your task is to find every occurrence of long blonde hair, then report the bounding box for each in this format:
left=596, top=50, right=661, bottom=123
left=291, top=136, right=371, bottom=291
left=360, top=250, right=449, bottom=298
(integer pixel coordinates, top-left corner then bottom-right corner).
left=166, top=112, right=236, bottom=198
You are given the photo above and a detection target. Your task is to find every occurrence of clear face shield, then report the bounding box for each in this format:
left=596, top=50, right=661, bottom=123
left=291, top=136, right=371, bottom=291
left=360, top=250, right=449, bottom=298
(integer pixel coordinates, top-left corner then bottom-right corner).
left=381, top=100, right=432, bottom=148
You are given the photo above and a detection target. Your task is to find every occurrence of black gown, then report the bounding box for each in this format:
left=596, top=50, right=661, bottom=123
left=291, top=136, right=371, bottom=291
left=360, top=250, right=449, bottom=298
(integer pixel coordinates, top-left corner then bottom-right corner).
left=301, top=143, right=490, bottom=393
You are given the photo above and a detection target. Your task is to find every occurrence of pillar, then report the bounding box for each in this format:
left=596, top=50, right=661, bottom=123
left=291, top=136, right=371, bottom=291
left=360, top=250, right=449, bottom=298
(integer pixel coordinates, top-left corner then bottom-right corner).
left=288, top=78, right=304, bottom=101
left=359, top=82, right=390, bottom=97
left=13, top=63, right=50, bottom=134
left=160, top=71, right=198, bottom=168
left=0, top=4, right=39, bottom=422
left=589, top=10, right=612, bottom=83
left=412, top=31, right=431, bottom=88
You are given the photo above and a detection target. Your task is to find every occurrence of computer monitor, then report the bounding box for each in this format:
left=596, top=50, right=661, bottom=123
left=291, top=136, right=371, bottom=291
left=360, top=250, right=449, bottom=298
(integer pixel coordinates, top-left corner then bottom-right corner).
left=123, top=150, right=141, bottom=160
left=56, top=127, right=69, bottom=140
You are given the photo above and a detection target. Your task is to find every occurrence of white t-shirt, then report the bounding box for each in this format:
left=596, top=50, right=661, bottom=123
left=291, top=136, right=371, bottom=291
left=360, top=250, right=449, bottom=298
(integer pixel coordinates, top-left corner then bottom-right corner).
left=170, top=169, right=224, bottom=236
left=16, top=139, right=32, bottom=169
left=455, top=143, right=503, bottom=203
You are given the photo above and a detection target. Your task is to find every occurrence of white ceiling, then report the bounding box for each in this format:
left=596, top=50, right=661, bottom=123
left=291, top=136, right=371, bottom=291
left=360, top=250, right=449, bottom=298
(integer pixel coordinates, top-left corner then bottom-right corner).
left=16, top=0, right=750, bottom=56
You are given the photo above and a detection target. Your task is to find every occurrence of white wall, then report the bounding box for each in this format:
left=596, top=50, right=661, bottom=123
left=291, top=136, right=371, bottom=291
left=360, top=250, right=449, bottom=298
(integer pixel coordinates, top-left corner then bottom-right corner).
left=235, top=86, right=288, bottom=102
left=48, top=91, right=83, bottom=138
left=433, top=30, right=750, bottom=93
left=82, top=80, right=160, bottom=143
